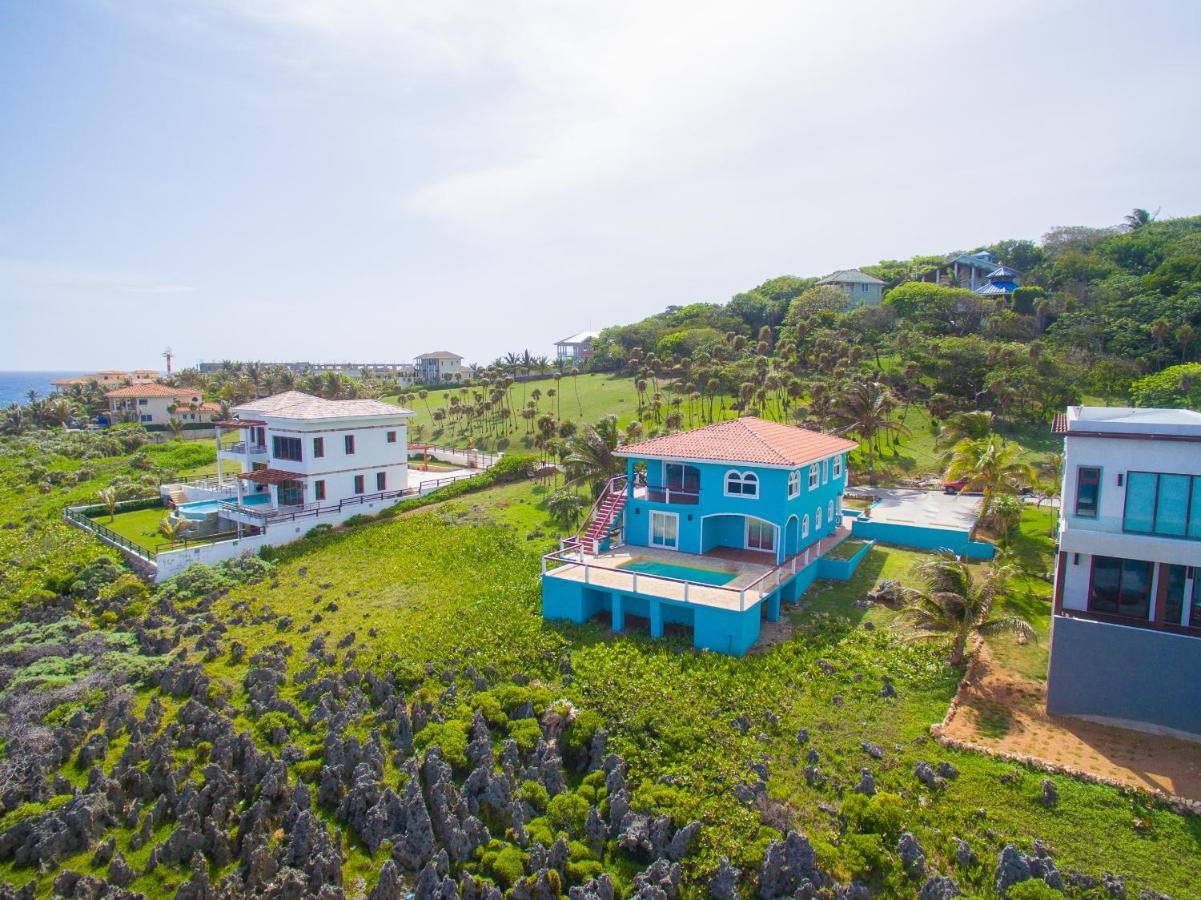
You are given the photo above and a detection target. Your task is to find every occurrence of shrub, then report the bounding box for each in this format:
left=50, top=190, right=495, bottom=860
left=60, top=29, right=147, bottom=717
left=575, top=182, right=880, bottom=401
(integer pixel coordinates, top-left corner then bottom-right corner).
left=1130, top=363, right=1201, bottom=408
left=1007, top=881, right=1064, bottom=900
left=489, top=846, right=526, bottom=888
left=414, top=720, right=469, bottom=770
left=508, top=718, right=543, bottom=752
left=562, top=709, right=604, bottom=767
left=842, top=792, right=906, bottom=839
left=547, top=792, right=589, bottom=834
left=516, top=780, right=549, bottom=813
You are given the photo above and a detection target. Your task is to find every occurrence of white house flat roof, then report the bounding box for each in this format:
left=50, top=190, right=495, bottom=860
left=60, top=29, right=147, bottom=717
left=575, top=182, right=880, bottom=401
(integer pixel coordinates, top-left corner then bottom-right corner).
left=557, top=330, right=599, bottom=345
left=1062, top=405, right=1201, bottom=438
left=233, top=390, right=412, bottom=421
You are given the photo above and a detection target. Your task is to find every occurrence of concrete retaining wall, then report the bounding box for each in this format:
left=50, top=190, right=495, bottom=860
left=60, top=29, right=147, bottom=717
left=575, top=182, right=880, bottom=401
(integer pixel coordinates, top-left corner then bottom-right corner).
left=1046, top=615, right=1201, bottom=737
left=850, top=519, right=995, bottom=560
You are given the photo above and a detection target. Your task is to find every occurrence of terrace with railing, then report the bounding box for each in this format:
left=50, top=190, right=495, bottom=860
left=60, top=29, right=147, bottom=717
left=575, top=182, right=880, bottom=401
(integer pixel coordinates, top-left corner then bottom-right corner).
left=544, top=524, right=851, bottom=612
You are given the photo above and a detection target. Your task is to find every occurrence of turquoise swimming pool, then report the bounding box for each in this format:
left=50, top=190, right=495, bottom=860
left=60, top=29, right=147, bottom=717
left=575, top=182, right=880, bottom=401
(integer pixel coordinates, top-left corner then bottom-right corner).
left=619, top=559, right=737, bottom=586
left=178, top=493, right=271, bottom=520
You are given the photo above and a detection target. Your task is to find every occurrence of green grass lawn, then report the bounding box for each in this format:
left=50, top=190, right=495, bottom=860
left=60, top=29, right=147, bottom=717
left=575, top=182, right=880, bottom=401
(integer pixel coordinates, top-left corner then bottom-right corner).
left=98, top=506, right=168, bottom=549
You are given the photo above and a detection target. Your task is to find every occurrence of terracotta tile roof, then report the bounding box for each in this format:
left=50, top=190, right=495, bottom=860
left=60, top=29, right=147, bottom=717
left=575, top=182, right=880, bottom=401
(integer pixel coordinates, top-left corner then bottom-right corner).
left=233, top=390, right=412, bottom=421
left=615, top=417, right=859, bottom=467
left=105, top=383, right=194, bottom=399
left=1051, top=412, right=1068, bottom=435
left=236, top=468, right=306, bottom=485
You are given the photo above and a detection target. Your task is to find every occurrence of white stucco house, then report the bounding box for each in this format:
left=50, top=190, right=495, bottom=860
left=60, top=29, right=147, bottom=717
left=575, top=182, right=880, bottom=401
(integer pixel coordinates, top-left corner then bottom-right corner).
left=1048, top=405, right=1201, bottom=737
left=414, top=351, right=465, bottom=384
left=555, top=331, right=599, bottom=362
left=105, top=384, right=220, bottom=426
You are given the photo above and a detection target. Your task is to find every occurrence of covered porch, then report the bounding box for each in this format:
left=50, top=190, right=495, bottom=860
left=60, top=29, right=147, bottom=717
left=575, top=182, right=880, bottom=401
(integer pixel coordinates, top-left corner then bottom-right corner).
left=232, top=468, right=306, bottom=514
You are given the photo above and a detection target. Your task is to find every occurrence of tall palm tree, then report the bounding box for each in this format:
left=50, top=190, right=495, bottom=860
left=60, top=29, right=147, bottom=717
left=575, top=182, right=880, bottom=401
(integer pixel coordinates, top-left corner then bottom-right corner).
left=944, top=435, right=1035, bottom=527
left=1123, top=207, right=1156, bottom=231
left=830, top=380, right=909, bottom=486
left=98, top=487, right=119, bottom=521
left=934, top=410, right=994, bottom=461
left=564, top=415, right=623, bottom=497
left=898, top=557, right=1034, bottom=666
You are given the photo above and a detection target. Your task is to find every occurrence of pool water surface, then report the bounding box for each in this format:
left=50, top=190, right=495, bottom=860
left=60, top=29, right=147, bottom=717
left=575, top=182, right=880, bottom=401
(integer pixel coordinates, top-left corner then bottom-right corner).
left=618, top=559, right=737, bottom=586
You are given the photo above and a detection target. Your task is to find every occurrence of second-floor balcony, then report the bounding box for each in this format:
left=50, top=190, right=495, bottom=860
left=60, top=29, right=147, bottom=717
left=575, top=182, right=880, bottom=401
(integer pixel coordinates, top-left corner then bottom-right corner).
left=634, top=483, right=701, bottom=505
left=220, top=441, right=268, bottom=456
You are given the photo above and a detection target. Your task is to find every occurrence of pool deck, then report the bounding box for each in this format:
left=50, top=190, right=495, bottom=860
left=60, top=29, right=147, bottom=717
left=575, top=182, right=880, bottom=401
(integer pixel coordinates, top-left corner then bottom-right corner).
left=544, top=527, right=850, bottom=612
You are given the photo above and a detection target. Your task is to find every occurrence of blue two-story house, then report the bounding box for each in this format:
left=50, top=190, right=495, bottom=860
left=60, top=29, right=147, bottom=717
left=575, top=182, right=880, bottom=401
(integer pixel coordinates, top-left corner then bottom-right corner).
left=541, top=417, right=869, bottom=655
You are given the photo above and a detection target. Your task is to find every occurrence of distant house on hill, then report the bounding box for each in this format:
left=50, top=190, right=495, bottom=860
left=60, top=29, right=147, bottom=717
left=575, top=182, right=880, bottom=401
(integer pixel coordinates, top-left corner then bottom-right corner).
left=414, top=351, right=464, bottom=384
left=815, top=269, right=886, bottom=308
left=105, top=384, right=218, bottom=426
left=555, top=331, right=599, bottom=363
left=918, top=251, right=999, bottom=291
left=974, top=265, right=1021, bottom=298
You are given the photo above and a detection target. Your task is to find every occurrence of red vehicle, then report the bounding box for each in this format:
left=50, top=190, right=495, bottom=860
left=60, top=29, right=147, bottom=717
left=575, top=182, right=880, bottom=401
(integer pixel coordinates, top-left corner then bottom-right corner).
left=943, top=478, right=977, bottom=495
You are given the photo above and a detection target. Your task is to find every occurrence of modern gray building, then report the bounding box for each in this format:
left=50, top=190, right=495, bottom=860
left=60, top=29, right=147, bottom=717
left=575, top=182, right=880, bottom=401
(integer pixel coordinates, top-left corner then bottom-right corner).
left=1047, top=406, right=1201, bottom=737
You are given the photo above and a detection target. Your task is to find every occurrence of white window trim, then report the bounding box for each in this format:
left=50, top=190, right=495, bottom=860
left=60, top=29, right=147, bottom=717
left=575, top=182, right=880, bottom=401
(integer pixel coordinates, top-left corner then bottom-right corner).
left=816, top=506, right=823, bottom=529
left=724, top=469, right=759, bottom=499
left=802, top=515, right=810, bottom=538
left=788, top=470, right=800, bottom=499
left=650, top=510, right=680, bottom=550
left=822, top=458, right=829, bottom=484
left=833, top=454, right=843, bottom=478
left=744, top=516, right=776, bottom=552
left=808, top=464, right=819, bottom=490
left=828, top=499, right=834, bottom=522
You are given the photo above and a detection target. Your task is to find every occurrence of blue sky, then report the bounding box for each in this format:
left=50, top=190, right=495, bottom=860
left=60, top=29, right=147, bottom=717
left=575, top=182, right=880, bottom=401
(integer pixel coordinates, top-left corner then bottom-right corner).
left=2, top=0, right=1200, bottom=371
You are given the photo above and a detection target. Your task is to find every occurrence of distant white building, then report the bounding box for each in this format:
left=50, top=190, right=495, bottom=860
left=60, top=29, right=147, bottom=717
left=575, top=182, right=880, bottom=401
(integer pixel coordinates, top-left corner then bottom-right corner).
left=414, top=351, right=465, bottom=384
left=555, top=331, right=599, bottom=362
left=815, top=269, right=886, bottom=307
left=1048, top=405, right=1201, bottom=737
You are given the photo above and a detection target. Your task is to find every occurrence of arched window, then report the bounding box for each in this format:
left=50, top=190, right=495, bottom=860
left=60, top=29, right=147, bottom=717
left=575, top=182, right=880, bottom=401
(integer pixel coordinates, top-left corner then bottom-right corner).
left=816, top=506, right=823, bottom=529
left=725, top=470, right=759, bottom=498
left=802, top=515, right=810, bottom=538
left=833, top=454, right=843, bottom=478
left=828, top=500, right=834, bottom=522
left=808, top=464, right=819, bottom=489
left=787, top=470, right=800, bottom=498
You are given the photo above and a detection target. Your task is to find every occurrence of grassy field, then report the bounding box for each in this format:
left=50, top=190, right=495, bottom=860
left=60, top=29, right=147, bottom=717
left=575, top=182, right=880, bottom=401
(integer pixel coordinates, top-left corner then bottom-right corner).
left=100, top=505, right=169, bottom=547
left=386, top=375, right=1058, bottom=488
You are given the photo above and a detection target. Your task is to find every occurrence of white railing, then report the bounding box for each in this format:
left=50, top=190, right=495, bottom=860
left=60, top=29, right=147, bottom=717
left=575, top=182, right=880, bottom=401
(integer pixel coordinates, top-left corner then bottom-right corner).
left=543, top=527, right=852, bottom=612
left=222, top=441, right=267, bottom=455
left=166, top=474, right=239, bottom=494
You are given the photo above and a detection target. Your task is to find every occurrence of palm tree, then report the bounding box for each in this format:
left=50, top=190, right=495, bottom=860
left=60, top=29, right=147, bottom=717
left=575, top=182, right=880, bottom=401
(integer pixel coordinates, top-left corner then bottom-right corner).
left=564, top=415, right=623, bottom=497
left=1123, top=207, right=1156, bottom=231
left=898, top=557, right=1034, bottom=666
left=934, top=410, right=993, bottom=451
left=830, top=380, right=910, bottom=486
left=546, top=488, right=586, bottom=528
left=167, top=417, right=184, bottom=440
left=98, top=486, right=119, bottom=521
left=160, top=515, right=192, bottom=543
left=944, top=435, right=1035, bottom=527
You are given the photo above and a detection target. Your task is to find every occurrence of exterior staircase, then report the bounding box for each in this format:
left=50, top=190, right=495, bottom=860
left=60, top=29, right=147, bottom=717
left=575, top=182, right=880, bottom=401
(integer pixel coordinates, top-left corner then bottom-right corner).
left=576, top=476, right=627, bottom=554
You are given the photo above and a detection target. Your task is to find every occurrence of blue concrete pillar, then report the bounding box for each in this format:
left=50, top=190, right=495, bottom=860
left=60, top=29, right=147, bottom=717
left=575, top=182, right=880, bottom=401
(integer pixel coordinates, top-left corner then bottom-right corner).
left=612, top=594, right=625, bottom=632
left=650, top=600, right=663, bottom=638
left=767, top=591, right=781, bottom=622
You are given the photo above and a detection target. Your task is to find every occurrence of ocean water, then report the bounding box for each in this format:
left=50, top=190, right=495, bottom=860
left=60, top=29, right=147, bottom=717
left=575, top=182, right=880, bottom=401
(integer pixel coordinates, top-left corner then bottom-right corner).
left=0, top=372, right=88, bottom=406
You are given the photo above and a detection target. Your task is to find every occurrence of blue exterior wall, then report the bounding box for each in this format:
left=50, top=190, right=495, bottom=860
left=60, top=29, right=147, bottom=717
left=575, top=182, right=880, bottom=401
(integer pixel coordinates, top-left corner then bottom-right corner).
left=623, top=454, right=847, bottom=562
left=850, top=519, right=995, bottom=560
left=1046, top=616, right=1201, bottom=736
left=816, top=540, right=874, bottom=580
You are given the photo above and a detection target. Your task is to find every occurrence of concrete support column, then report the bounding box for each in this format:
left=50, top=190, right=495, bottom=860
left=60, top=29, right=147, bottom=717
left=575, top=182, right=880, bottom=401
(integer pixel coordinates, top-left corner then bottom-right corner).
left=612, top=595, right=625, bottom=633
left=650, top=600, right=663, bottom=638
left=767, top=591, right=781, bottom=622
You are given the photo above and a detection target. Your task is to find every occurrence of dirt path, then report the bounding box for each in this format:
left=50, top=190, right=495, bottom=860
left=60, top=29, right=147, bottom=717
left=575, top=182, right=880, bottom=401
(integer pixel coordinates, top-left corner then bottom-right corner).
left=942, top=645, right=1201, bottom=802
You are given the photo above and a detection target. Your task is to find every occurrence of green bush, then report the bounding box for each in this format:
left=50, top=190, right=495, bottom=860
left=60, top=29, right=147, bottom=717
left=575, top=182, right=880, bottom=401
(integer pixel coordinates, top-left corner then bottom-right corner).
left=547, top=792, right=589, bottom=834
left=1006, top=880, right=1064, bottom=900
left=1129, top=363, right=1201, bottom=408
left=414, top=719, right=469, bottom=770
left=508, top=718, right=542, bottom=751
left=489, top=845, right=526, bottom=888
left=516, top=780, right=549, bottom=813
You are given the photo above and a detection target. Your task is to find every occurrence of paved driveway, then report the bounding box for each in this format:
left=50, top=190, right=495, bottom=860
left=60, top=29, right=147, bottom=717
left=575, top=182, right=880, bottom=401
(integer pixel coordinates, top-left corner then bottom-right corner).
left=859, top=488, right=981, bottom=531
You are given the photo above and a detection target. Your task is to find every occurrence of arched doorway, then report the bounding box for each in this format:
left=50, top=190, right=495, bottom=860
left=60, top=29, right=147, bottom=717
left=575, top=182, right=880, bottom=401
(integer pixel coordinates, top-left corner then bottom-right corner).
left=784, top=515, right=799, bottom=558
